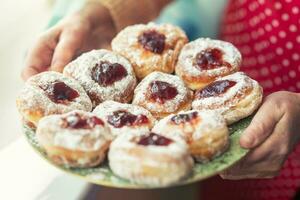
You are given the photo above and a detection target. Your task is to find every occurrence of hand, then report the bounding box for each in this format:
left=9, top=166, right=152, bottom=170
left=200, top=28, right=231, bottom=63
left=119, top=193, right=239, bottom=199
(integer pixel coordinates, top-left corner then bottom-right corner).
left=21, top=2, right=116, bottom=80
left=220, top=91, right=300, bottom=179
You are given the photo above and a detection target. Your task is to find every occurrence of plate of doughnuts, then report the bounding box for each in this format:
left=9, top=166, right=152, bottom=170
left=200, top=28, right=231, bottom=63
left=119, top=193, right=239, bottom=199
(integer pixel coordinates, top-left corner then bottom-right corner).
left=17, top=23, right=263, bottom=188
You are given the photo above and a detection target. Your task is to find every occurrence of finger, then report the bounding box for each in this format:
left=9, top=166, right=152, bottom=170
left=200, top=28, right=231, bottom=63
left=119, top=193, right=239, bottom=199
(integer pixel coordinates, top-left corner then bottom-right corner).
left=240, top=98, right=284, bottom=148
left=221, top=115, right=288, bottom=179
left=22, top=28, right=60, bottom=81
left=51, top=28, right=85, bottom=72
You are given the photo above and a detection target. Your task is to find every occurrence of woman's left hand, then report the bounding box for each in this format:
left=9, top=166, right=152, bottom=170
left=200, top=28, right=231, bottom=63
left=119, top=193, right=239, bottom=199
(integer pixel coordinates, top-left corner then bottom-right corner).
left=220, top=91, right=300, bottom=180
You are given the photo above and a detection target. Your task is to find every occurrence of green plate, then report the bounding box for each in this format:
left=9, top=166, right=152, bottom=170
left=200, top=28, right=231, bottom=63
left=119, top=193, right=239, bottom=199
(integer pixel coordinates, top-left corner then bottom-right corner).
left=23, top=116, right=252, bottom=189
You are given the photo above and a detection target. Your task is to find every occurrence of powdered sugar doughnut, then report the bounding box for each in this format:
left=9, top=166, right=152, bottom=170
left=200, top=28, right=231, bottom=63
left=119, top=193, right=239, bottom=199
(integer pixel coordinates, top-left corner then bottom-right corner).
left=63, top=49, right=137, bottom=107
left=36, top=110, right=113, bottom=168
left=153, top=110, right=229, bottom=162
left=108, top=132, right=193, bottom=186
left=93, top=101, right=156, bottom=137
left=132, top=72, right=193, bottom=119
left=112, top=23, right=188, bottom=79
left=176, top=38, right=241, bottom=90
left=16, top=71, right=92, bottom=127
left=192, top=72, right=263, bottom=124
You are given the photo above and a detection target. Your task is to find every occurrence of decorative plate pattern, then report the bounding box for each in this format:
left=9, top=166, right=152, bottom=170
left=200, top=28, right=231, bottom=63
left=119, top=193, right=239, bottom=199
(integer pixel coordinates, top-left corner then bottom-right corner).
left=23, top=116, right=252, bottom=189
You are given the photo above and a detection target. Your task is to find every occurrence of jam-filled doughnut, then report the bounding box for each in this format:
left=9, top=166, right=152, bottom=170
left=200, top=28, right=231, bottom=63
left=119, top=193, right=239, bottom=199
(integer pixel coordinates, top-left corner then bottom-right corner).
left=36, top=110, right=113, bottom=168
left=108, top=132, right=193, bottom=186
left=16, top=71, right=92, bottom=127
left=175, top=38, right=241, bottom=90
left=132, top=72, right=193, bottom=119
left=93, top=100, right=156, bottom=137
left=63, top=49, right=137, bottom=107
left=153, top=110, right=229, bottom=162
left=192, top=72, right=263, bottom=124
left=111, top=23, right=188, bottom=79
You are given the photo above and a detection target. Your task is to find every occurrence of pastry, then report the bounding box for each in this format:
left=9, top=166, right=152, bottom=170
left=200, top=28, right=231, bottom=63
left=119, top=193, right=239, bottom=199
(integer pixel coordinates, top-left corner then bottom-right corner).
left=153, top=110, right=229, bottom=162
left=111, top=23, right=188, bottom=79
left=175, top=38, right=241, bottom=90
left=93, top=100, right=156, bottom=137
left=132, top=72, right=193, bottom=119
left=63, top=49, right=137, bottom=107
left=36, top=110, right=113, bottom=168
left=16, top=71, right=92, bottom=127
left=192, top=72, right=263, bottom=124
left=108, top=132, right=193, bottom=186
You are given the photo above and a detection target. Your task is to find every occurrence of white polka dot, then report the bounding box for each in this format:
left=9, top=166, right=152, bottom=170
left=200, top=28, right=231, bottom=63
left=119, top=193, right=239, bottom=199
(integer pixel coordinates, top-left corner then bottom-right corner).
left=258, top=55, right=266, bottom=64
left=265, top=24, right=272, bottom=32
left=276, top=47, right=283, bottom=55
left=249, top=2, right=259, bottom=11
left=288, top=86, right=296, bottom=92
left=292, top=53, right=300, bottom=61
left=264, top=8, right=272, bottom=16
left=271, top=65, right=280, bottom=73
left=285, top=41, right=293, bottom=49
left=271, top=19, right=279, bottom=27
left=258, top=28, right=265, bottom=36
left=297, top=36, right=300, bottom=43
left=282, top=59, right=290, bottom=67
left=251, top=31, right=258, bottom=39
left=258, top=0, right=265, bottom=4
left=241, top=45, right=251, bottom=54
left=296, top=81, right=300, bottom=89
left=270, top=35, right=277, bottom=44
left=292, top=6, right=299, bottom=14
left=285, top=0, right=292, bottom=3
left=259, top=12, right=266, bottom=20
left=279, top=31, right=286, bottom=38
left=274, top=77, right=282, bottom=85
left=283, top=75, right=289, bottom=82
left=249, top=57, right=257, bottom=66
left=282, top=13, right=290, bottom=21
left=289, top=24, right=297, bottom=32
left=275, top=2, right=282, bottom=10
left=289, top=70, right=296, bottom=78
left=260, top=67, right=269, bottom=76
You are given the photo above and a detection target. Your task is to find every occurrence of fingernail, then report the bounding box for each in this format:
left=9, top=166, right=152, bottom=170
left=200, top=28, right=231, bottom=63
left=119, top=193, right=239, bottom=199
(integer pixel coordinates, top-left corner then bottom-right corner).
left=241, top=134, right=254, bottom=148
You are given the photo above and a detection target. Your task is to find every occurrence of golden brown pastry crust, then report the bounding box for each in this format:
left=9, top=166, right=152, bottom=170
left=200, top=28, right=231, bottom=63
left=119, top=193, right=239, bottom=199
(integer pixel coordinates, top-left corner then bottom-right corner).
left=111, top=23, right=188, bottom=79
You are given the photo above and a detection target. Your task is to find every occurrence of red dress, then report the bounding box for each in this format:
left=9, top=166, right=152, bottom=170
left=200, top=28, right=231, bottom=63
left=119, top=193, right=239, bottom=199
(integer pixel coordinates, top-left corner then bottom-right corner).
left=202, top=0, right=300, bottom=199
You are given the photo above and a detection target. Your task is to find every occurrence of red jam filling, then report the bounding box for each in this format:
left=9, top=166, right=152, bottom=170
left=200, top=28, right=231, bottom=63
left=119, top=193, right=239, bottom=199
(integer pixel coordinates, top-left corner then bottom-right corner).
left=40, top=81, right=79, bottom=104
left=91, top=61, right=128, bottom=86
left=170, top=111, right=198, bottom=124
left=137, top=132, right=173, bottom=146
left=62, top=112, right=104, bottom=129
left=195, top=48, right=230, bottom=70
left=149, top=81, right=178, bottom=103
left=195, top=80, right=237, bottom=98
left=107, top=110, right=149, bottom=128
left=138, top=30, right=166, bottom=54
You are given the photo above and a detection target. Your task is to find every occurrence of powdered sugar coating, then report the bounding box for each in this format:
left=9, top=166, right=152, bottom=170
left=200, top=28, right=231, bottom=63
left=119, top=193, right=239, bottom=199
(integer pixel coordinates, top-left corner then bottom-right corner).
left=108, top=132, right=194, bottom=186
left=153, top=110, right=227, bottom=140
left=36, top=110, right=113, bottom=152
left=63, top=49, right=137, bottom=107
left=192, top=72, right=261, bottom=115
left=16, top=71, right=92, bottom=125
left=93, top=101, right=156, bottom=137
left=111, top=23, right=188, bottom=78
left=132, top=72, right=192, bottom=115
left=176, top=38, right=241, bottom=77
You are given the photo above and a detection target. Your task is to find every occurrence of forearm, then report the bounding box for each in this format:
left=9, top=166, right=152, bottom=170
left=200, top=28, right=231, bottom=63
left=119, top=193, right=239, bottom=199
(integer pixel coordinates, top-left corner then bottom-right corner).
left=87, top=0, right=172, bottom=31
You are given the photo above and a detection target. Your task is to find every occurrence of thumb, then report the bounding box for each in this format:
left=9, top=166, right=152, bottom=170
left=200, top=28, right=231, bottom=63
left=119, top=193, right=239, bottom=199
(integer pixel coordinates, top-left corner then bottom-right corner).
left=51, top=29, right=84, bottom=72
left=240, top=98, right=283, bottom=149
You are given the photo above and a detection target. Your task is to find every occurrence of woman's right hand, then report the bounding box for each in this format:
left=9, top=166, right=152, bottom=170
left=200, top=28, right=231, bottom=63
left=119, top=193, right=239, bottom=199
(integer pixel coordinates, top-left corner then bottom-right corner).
left=22, top=2, right=116, bottom=80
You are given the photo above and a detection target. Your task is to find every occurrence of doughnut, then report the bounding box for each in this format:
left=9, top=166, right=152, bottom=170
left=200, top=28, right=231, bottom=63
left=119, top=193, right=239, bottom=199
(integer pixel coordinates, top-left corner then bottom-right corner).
left=108, top=132, right=194, bottom=186
left=175, top=38, right=241, bottom=90
left=63, top=49, right=137, bottom=107
left=111, top=23, right=188, bottom=79
left=36, top=110, right=113, bottom=168
left=153, top=110, right=229, bottom=162
left=93, top=100, right=156, bottom=137
left=192, top=72, right=263, bottom=124
left=132, top=72, right=193, bottom=119
left=16, top=71, right=92, bottom=127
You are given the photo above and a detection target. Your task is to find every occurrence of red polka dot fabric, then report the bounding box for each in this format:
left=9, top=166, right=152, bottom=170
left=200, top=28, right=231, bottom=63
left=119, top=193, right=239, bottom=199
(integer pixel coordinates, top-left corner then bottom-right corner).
left=201, top=0, right=300, bottom=199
